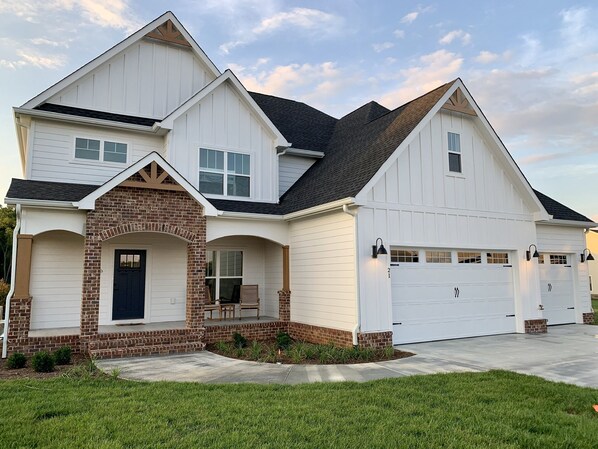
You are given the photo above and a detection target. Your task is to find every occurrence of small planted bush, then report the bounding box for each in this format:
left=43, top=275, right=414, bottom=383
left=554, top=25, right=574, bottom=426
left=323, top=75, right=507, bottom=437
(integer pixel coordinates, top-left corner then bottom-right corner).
left=276, top=332, right=293, bottom=350
left=232, top=332, right=247, bottom=349
left=32, top=351, right=55, bottom=373
left=6, top=352, right=27, bottom=369
left=53, top=346, right=72, bottom=365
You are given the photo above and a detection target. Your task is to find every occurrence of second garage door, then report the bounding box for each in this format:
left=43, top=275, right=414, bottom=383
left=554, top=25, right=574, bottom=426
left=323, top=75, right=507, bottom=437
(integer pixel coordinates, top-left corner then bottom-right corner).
left=391, top=249, right=516, bottom=344
left=538, top=253, right=575, bottom=325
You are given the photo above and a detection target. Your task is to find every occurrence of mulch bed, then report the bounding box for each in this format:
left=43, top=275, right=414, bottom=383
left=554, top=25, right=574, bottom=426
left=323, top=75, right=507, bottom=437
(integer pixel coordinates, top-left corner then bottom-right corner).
left=0, top=354, right=89, bottom=380
left=207, top=340, right=414, bottom=365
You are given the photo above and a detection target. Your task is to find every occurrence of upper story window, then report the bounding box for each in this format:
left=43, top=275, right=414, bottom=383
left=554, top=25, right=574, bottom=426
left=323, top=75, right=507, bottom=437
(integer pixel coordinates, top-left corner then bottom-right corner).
left=447, top=132, right=462, bottom=173
left=199, top=148, right=250, bottom=197
left=75, top=137, right=128, bottom=164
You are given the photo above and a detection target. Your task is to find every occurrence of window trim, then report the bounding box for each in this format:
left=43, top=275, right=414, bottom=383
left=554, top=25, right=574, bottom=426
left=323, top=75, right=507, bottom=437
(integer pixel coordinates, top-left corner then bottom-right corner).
left=198, top=147, right=252, bottom=198
left=71, top=135, right=129, bottom=165
left=445, top=130, right=465, bottom=177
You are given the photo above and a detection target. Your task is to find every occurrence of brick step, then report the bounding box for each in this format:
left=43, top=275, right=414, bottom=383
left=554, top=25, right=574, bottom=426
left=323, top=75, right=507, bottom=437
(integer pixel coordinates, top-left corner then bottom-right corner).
left=89, top=330, right=203, bottom=351
left=89, top=341, right=205, bottom=359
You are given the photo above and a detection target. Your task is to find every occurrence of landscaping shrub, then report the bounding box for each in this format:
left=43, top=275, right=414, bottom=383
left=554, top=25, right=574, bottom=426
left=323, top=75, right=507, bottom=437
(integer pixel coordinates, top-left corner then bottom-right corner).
left=275, top=331, right=293, bottom=350
left=249, top=341, right=263, bottom=360
left=6, top=352, right=26, bottom=369
left=232, top=332, right=247, bottom=349
left=53, top=346, right=72, bottom=365
left=31, top=351, right=55, bottom=373
left=0, top=279, right=9, bottom=310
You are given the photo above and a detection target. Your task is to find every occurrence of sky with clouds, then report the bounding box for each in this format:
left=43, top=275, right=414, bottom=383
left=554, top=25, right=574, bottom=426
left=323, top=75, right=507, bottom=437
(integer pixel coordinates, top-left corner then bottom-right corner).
left=0, top=0, right=596, bottom=222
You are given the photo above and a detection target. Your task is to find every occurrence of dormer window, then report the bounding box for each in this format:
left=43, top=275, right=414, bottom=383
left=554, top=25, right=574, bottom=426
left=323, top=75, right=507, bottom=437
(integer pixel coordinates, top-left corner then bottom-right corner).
left=447, top=132, right=461, bottom=173
left=199, top=148, right=250, bottom=197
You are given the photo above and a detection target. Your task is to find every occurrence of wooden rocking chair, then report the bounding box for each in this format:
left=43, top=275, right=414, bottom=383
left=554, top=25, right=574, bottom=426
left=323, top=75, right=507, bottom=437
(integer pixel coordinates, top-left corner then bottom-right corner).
left=239, top=285, right=260, bottom=320
left=204, top=286, right=220, bottom=320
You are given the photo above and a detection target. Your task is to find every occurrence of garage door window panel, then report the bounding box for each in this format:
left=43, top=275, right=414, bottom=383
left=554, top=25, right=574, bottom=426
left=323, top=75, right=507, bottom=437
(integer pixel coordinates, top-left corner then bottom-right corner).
left=458, top=251, right=481, bottom=264
left=391, top=249, right=419, bottom=263
left=487, top=252, right=509, bottom=264
left=426, top=251, right=452, bottom=263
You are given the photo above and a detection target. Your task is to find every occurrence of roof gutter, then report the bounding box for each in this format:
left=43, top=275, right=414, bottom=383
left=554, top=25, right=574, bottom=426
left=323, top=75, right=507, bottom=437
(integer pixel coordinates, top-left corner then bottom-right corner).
left=13, top=108, right=166, bottom=135
left=277, top=148, right=325, bottom=159
left=4, top=198, right=78, bottom=209
left=2, top=205, right=21, bottom=358
left=214, top=211, right=284, bottom=221
left=283, top=197, right=359, bottom=220
left=537, top=219, right=597, bottom=229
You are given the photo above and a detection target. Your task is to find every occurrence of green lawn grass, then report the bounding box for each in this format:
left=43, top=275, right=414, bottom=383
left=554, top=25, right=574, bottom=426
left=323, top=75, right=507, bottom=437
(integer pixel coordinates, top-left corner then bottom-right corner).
left=1, top=371, right=597, bottom=448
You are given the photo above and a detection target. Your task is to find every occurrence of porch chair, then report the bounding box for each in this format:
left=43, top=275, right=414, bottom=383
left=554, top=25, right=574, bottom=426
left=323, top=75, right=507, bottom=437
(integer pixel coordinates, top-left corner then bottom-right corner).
left=239, top=284, right=260, bottom=320
left=204, top=286, right=220, bottom=320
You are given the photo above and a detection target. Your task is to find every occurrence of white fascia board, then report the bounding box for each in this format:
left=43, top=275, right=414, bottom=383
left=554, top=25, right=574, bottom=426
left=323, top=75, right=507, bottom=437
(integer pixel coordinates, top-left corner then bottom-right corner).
left=283, top=197, right=358, bottom=220
left=13, top=108, right=165, bottom=135
left=537, top=219, right=597, bottom=229
left=4, top=198, right=77, bottom=209
left=159, top=70, right=291, bottom=148
left=279, top=148, right=325, bottom=158
left=76, top=152, right=219, bottom=216
left=21, top=12, right=220, bottom=110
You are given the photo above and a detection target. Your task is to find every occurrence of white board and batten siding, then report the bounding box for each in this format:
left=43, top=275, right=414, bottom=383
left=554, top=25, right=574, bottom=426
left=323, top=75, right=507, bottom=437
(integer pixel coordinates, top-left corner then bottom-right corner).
left=99, top=233, right=188, bottom=325
left=536, top=224, right=592, bottom=322
left=358, top=110, right=542, bottom=335
left=289, top=210, right=357, bottom=331
left=47, top=39, right=216, bottom=119
left=169, top=81, right=278, bottom=202
left=278, top=155, right=317, bottom=196
left=29, top=231, right=84, bottom=330
left=28, top=119, right=165, bottom=186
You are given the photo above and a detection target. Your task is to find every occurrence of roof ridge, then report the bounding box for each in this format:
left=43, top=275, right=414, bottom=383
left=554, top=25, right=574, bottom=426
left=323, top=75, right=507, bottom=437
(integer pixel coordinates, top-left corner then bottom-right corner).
left=248, top=91, right=338, bottom=121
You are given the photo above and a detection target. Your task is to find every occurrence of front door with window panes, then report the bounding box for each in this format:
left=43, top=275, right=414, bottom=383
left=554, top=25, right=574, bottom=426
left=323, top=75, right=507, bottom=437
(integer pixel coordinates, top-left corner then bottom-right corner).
left=205, top=250, right=243, bottom=303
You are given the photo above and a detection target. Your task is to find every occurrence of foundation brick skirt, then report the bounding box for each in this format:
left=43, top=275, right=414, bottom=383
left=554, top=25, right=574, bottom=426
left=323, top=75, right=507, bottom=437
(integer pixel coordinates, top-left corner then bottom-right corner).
left=582, top=312, right=595, bottom=325
left=524, top=319, right=548, bottom=334
left=358, top=331, right=393, bottom=348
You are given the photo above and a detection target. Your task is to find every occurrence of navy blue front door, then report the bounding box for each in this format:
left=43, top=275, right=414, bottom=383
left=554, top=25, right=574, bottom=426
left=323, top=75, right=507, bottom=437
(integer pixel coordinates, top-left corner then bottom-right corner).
left=113, top=249, right=146, bottom=320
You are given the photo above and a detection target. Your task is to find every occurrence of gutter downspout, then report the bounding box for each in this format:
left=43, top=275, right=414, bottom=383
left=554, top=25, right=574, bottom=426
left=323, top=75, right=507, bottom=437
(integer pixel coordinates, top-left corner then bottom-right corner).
left=343, top=204, right=361, bottom=346
left=2, top=204, right=21, bottom=358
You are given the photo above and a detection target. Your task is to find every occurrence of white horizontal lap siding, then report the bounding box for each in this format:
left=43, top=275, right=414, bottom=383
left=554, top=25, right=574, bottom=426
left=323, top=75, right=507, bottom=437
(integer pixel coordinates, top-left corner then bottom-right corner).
left=264, top=241, right=283, bottom=318
left=278, top=155, right=317, bottom=196
left=289, top=211, right=357, bottom=331
left=29, top=231, right=84, bottom=330
left=47, top=40, right=215, bottom=118
left=99, top=233, right=187, bottom=325
left=170, top=82, right=277, bottom=202
left=536, top=225, right=592, bottom=317
left=29, top=119, right=165, bottom=185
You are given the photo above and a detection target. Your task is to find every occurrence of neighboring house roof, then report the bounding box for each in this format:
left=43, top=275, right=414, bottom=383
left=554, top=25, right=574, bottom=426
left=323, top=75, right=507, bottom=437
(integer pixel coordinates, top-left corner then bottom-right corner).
left=249, top=92, right=338, bottom=152
left=533, top=189, right=593, bottom=223
left=35, top=104, right=159, bottom=127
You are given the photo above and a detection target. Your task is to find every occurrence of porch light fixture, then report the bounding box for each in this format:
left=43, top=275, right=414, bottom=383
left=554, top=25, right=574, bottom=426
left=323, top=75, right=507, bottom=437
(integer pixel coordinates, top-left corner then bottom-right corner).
left=526, top=244, right=539, bottom=261
left=580, top=248, right=595, bottom=263
left=372, top=238, right=388, bottom=259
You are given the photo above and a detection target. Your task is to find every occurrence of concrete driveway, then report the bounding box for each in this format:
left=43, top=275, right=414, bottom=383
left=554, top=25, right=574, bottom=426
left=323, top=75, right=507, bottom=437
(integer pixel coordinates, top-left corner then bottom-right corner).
left=96, top=324, right=598, bottom=388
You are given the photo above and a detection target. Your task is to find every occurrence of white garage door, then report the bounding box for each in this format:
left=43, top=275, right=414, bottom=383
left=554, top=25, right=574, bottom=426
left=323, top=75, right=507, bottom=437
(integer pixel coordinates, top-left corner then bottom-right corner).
left=391, top=249, right=516, bottom=344
left=539, top=254, right=575, bottom=325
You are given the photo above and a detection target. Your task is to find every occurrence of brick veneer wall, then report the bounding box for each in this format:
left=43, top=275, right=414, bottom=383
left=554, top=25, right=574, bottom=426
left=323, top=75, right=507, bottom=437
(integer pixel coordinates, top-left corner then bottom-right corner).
left=524, top=319, right=548, bottom=334
left=204, top=321, right=288, bottom=344
left=80, top=184, right=207, bottom=352
left=278, top=290, right=291, bottom=322
left=582, top=312, right=595, bottom=324
left=358, top=331, right=393, bottom=348
left=288, top=322, right=354, bottom=347
left=6, top=296, right=32, bottom=354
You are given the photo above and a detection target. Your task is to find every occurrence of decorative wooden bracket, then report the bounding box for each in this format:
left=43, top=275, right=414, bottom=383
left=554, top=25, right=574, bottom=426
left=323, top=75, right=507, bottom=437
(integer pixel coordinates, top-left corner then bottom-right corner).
left=120, top=161, right=185, bottom=191
left=145, top=19, right=191, bottom=48
left=442, top=89, right=477, bottom=116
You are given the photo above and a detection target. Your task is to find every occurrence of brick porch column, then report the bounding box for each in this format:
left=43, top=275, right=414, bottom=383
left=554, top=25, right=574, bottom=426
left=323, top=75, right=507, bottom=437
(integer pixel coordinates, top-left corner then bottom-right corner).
left=186, top=239, right=205, bottom=330
left=80, top=233, right=101, bottom=348
left=278, top=245, right=291, bottom=322
left=7, top=234, right=34, bottom=353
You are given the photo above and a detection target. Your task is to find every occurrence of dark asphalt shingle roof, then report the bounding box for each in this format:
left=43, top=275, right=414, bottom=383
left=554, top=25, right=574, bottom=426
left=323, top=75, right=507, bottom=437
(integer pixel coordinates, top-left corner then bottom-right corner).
left=36, top=103, right=159, bottom=127
left=533, top=189, right=593, bottom=223
left=249, top=92, right=337, bottom=152
left=6, top=178, right=97, bottom=202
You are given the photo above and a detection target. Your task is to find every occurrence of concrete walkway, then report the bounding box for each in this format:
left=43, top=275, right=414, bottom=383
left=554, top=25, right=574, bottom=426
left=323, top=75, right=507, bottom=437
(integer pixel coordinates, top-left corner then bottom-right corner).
left=95, top=324, right=598, bottom=388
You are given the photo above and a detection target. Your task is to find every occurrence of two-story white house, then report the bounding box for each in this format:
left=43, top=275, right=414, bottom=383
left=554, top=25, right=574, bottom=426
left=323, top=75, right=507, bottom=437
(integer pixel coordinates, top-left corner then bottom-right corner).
left=2, top=12, right=595, bottom=359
